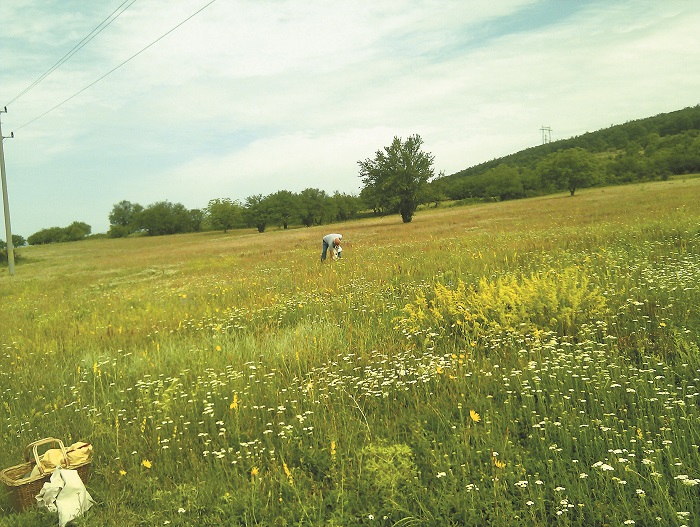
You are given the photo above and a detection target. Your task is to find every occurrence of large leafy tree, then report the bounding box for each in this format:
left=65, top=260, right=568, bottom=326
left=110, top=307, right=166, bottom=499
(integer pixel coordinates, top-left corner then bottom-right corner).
left=358, top=134, right=435, bottom=223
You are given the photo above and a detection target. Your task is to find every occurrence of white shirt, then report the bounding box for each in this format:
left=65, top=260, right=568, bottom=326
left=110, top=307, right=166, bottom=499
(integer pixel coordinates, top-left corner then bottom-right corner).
left=323, top=234, right=342, bottom=246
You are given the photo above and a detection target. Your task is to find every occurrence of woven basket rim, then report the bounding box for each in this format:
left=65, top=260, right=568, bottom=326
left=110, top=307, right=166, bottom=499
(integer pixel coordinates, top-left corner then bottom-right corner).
left=1, top=460, right=91, bottom=487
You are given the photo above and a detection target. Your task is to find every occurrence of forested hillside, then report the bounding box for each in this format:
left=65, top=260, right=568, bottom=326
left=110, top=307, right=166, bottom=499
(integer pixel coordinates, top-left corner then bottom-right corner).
left=432, top=105, right=700, bottom=201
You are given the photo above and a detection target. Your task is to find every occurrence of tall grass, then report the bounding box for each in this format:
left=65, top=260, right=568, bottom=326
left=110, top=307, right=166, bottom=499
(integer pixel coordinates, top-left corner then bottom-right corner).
left=1, top=178, right=699, bottom=526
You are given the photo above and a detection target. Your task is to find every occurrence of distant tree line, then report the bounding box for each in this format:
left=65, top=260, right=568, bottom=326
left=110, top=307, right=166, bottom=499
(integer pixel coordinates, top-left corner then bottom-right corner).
left=25, top=222, right=92, bottom=245
left=107, top=200, right=203, bottom=238
left=106, top=188, right=362, bottom=238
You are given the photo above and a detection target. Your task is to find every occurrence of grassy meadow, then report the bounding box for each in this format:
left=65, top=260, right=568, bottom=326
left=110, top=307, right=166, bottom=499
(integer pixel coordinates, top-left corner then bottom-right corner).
left=1, top=178, right=699, bottom=526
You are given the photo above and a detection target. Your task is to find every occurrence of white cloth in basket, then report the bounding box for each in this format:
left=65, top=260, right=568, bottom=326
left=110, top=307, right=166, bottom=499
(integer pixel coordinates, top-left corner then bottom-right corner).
left=36, top=466, right=94, bottom=527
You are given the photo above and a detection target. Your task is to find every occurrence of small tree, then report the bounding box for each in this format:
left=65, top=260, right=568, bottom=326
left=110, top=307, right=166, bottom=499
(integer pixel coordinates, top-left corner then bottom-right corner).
left=358, top=134, right=435, bottom=223
left=189, top=209, right=204, bottom=232
left=331, top=191, right=361, bottom=221
left=1, top=235, right=24, bottom=263
left=267, top=190, right=300, bottom=229
left=244, top=194, right=272, bottom=233
left=0, top=234, right=26, bottom=248
left=298, top=188, right=332, bottom=227
left=64, top=221, right=91, bottom=241
left=483, top=165, right=525, bottom=201
left=206, top=198, right=243, bottom=232
left=538, top=148, right=598, bottom=196
left=108, top=200, right=144, bottom=238
left=359, top=182, right=384, bottom=215
left=137, top=201, right=193, bottom=236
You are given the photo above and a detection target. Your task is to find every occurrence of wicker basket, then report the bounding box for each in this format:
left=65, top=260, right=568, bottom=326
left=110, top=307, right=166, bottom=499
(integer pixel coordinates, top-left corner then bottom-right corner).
left=0, top=438, right=91, bottom=512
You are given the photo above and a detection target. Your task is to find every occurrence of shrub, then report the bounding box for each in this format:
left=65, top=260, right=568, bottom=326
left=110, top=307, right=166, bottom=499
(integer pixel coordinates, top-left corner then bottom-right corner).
left=397, top=266, right=607, bottom=348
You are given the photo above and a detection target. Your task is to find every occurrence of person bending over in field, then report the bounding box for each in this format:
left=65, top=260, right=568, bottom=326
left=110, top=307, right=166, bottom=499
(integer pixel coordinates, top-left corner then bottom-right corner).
left=321, top=233, right=343, bottom=262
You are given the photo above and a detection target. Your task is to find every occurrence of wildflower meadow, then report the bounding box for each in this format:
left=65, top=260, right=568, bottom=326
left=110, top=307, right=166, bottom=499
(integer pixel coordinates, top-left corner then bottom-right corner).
left=1, top=178, right=699, bottom=526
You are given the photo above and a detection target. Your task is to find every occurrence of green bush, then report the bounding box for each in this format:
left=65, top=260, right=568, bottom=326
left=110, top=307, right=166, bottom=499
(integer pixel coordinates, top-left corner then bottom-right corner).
left=397, top=266, right=607, bottom=348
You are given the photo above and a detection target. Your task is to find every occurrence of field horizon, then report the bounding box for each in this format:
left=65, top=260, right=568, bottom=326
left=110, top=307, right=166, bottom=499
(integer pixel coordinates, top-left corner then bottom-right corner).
left=7, top=176, right=700, bottom=277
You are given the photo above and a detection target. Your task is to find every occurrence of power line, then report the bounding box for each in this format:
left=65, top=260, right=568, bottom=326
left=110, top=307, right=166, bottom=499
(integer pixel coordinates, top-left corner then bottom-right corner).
left=12, top=0, right=219, bottom=133
left=540, top=125, right=552, bottom=144
left=4, top=0, right=139, bottom=108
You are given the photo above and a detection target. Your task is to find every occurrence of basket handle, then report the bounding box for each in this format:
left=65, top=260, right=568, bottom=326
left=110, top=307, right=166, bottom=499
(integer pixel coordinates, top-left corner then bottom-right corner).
left=24, top=438, right=68, bottom=474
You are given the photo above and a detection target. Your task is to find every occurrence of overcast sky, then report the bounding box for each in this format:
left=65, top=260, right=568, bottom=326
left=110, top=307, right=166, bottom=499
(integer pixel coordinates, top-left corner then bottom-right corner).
left=1, top=0, right=699, bottom=237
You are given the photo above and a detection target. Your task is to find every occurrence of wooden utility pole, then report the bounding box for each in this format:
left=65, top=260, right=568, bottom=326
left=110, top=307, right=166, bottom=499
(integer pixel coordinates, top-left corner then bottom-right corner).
left=0, top=107, right=15, bottom=276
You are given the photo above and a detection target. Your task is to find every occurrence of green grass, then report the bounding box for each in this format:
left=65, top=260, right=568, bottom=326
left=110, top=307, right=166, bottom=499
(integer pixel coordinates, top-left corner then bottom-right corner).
left=1, top=178, right=699, bottom=526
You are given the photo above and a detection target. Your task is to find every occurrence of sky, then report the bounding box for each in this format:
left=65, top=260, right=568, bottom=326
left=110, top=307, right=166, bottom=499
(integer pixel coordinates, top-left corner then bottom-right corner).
left=1, top=0, right=699, bottom=237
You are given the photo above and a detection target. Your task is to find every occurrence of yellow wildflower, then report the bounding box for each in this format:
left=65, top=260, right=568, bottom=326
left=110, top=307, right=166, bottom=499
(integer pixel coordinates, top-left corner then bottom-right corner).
left=470, top=410, right=481, bottom=423
left=141, top=459, right=152, bottom=469
left=283, top=463, right=293, bottom=485
left=250, top=466, right=259, bottom=477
